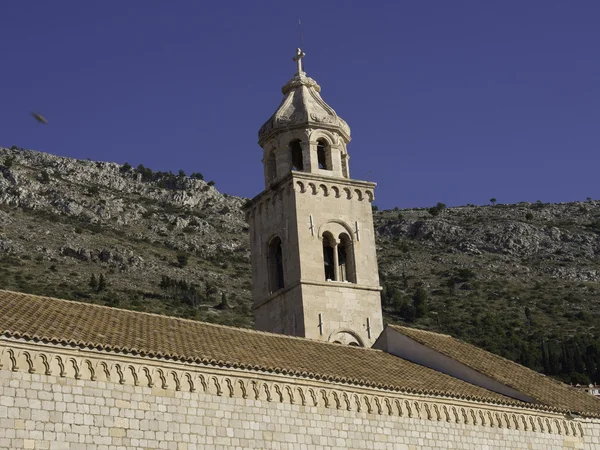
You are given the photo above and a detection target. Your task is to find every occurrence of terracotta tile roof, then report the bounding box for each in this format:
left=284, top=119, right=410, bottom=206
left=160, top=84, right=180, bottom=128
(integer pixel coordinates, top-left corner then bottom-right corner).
left=389, top=325, right=600, bottom=417
left=0, top=289, right=519, bottom=406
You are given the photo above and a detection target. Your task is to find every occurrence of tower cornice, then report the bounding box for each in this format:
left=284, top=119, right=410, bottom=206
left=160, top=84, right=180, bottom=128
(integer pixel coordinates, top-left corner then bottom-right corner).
left=243, top=171, right=376, bottom=212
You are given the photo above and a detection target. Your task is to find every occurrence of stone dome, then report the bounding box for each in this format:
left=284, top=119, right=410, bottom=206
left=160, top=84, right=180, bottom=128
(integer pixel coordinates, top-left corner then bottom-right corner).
left=258, top=64, right=351, bottom=146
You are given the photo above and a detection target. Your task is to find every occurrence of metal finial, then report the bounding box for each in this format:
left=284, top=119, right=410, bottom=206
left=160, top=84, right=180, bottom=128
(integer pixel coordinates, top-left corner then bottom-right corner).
left=292, top=19, right=305, bottom=75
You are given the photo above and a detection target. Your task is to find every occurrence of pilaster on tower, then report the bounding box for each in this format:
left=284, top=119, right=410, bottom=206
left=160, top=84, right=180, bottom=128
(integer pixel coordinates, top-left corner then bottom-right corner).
left=244, top=49, right=383, bottom=347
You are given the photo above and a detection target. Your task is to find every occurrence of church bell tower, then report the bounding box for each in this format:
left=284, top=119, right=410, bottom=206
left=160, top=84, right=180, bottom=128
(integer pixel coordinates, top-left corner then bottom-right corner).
left=244, top=49, right=383, bottom=347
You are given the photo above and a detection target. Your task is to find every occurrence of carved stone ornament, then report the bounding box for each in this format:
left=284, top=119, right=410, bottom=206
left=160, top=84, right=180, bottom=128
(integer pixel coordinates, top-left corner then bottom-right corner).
left=0, top=342, right=584, bottom=439
left=258, top=72, right=351, bottom=146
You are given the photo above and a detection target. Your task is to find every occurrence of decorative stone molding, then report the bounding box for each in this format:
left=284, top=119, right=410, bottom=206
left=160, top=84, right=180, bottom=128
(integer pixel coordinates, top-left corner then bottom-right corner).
left=293, top=180, right=374, bottom=203
left=0, top=339, right=586, bottom=438
left=244, top=173, right=376, bottom=222
left=258, top=73, right=351, bottom=146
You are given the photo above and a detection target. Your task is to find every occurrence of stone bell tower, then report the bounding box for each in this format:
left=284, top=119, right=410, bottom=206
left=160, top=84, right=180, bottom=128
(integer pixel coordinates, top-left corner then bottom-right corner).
left=243, top=49, right=383, bottom=347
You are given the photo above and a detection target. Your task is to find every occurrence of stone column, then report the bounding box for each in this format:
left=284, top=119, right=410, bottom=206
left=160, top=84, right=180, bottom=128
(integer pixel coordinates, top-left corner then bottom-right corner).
left=341, top=152, right=350, bottom=178
left=302, top=141, right=315, bottom=172
left=329, top=146, right=343, bottom=177
left=332, top=239, right=340, bottom=281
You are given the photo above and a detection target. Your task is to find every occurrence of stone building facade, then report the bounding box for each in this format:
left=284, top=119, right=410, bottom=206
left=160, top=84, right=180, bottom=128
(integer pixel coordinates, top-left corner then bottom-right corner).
left=1, top=49, right=600, bottom=450
left=1, top=335, right=599, bottom=450
left=245, top=49, right=382, bottom=346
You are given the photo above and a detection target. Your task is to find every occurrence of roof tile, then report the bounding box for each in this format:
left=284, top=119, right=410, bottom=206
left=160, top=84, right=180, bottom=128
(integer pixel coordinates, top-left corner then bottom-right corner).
left=2, top=289, right=598, bottom=415
left=0, top=290, right=512, bottom=402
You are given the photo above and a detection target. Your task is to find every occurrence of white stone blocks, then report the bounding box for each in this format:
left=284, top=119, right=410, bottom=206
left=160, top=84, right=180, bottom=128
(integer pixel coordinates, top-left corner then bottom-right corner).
left=1, top=365, right=598, bottom=450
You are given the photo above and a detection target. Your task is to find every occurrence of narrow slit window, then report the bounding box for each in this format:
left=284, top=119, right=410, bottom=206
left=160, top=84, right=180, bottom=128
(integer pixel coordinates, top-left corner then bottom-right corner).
left=268, top=237, right=284, bottom=293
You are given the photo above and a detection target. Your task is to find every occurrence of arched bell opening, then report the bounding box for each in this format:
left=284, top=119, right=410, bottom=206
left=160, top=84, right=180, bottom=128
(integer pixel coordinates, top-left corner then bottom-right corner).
left=322, top=232, right=336, bottom=281
left=321, top=231, right=356, bottom=283
left=338, top=233, right=356, bottom=283
left=290, top=140, right=304, bottom=171
left=317, top=139, right=331, bottom=170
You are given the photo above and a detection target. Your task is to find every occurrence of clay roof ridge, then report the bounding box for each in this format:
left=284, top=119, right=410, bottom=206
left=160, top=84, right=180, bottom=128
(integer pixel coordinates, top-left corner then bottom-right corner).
left=388, top=324, right=562, bottom=381
left=389, top=324, right=453, bottom=338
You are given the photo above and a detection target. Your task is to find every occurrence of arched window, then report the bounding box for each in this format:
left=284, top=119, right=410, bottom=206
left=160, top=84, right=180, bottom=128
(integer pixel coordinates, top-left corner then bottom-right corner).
left=290, top=140, right=304, bottom=171
left=317, top=139, right=330, bottom=170
left=338, top=233, right=356, bottom=283
left=322, top=231, right=356, bottom=283
left=322, top=232, right=336, bottom=281
left=268, top=237, right=284, bottom=293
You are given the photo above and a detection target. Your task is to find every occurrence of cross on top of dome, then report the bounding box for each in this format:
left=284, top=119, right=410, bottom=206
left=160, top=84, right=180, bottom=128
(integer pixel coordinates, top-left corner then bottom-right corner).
left=293, top=48, right=306, bottom=75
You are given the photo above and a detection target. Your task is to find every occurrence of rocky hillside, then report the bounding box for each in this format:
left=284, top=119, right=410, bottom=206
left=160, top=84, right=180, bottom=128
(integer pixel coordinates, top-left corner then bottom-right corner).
left=0, top=146, right=253, bottom=327
left=376, top=202, right=600, bottom=384
left=1, top=146, right=599, bottom=384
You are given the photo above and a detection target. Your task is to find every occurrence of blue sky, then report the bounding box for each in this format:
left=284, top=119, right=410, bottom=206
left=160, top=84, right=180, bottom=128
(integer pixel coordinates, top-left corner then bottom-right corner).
left=2, top=2, right=599, bottom=209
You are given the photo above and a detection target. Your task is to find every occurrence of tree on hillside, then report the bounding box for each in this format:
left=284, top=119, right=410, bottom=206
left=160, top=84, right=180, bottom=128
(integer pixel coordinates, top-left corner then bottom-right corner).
left=490, top=198, right=497, bottom=206
left=89, top=274, right=98, bottom=290
left=216, top=292, right=229, bottom=310
left=401, top=271, right=409, bottom=289
left=399, top=301, right=416, bottom=322
left=428, top=202, right=446, bottom=217
left=136, top=164, right=153, bottom=182
left=446, top=277, right=456, bottom=294
left=205, top=280, right=218, bottom=302
left=3, top=157, right=14, bottom=169
left=413, top=286, right=428, bottom=318
left=97, top=274, right=107, bottom=292
left=177, top=253, right=189, bottom=268
left=40, top=170, right=50, bottom=184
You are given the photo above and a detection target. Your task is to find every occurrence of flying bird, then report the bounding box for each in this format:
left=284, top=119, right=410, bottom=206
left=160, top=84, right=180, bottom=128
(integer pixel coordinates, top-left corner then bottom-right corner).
left=32, top=112, right=47, bottom=124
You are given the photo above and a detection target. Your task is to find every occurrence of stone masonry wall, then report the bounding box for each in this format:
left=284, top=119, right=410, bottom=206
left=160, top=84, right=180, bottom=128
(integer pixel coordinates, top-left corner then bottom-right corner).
left=1, top=341, right=599, bottom=450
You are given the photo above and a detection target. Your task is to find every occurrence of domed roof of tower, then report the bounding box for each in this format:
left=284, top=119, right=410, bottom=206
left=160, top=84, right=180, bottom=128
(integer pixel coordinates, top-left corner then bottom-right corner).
left=258, top=49, right=351, bottom=146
